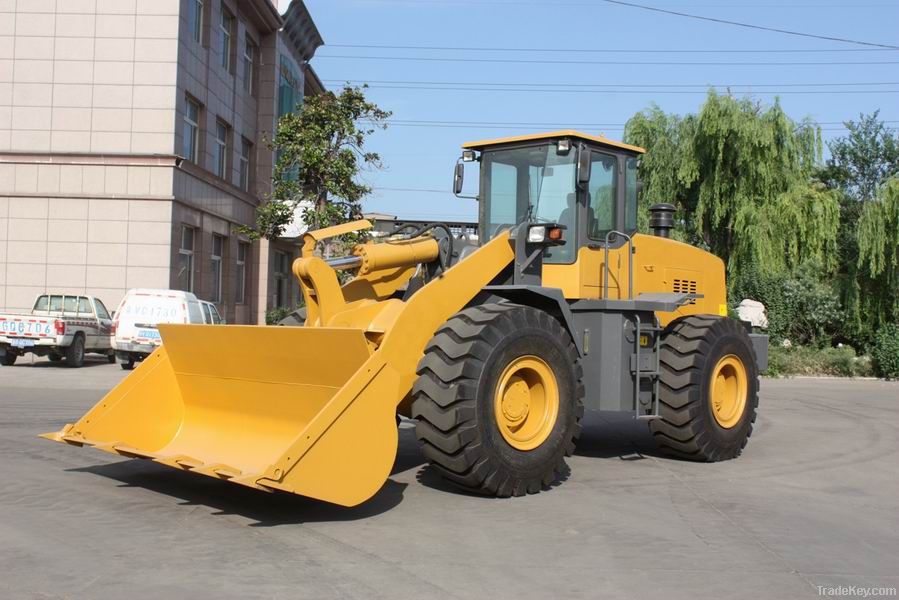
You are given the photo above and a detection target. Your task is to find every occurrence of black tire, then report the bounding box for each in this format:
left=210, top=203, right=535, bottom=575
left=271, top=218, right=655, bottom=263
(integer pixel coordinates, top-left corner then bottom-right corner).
left=48, top=352, right=62, bottom=363
left=107, top=352, right=117, bottom=364
left=650, top=315, right=759, bottom=462
left=412, top=303, right=584, bottom=497
left=65, top=334, right=85, bottom=368
left=1, top=352, right=16, bottom=366
left=120, top=357, right=135, bottom=371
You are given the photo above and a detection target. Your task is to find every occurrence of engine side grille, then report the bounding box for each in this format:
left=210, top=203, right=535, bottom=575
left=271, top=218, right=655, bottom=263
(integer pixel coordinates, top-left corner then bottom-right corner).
left=672, top=278, right=698, bottom=303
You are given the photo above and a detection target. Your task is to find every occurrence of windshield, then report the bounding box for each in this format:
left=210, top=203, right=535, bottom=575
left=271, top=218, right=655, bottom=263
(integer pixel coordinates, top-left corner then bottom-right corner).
left=481, top=143, right=576, bottom=263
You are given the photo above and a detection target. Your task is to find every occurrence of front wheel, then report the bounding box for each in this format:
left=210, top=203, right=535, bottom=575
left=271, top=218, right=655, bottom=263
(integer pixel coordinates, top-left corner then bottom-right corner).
left=650, top=315, right=759, bottom=461
left=412, top=303, right=584, bottom=497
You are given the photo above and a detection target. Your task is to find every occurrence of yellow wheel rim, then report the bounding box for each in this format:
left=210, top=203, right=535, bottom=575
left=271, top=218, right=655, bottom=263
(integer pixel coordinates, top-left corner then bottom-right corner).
left=710, top=354, right=748, bottom=429
left=494, top=355, right=559, bottom=451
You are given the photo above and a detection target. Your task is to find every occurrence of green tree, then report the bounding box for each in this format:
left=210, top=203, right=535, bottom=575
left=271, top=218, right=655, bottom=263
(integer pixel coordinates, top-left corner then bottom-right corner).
left=819, top=113, right=899, bottom=346
left=625, top=92, right=840, bottom=280
left=242, top=85, right=391, bottom=243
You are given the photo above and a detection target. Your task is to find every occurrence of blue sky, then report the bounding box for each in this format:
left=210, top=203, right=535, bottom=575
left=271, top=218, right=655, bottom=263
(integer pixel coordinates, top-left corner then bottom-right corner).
left=304, top=0, right=899, bottom=222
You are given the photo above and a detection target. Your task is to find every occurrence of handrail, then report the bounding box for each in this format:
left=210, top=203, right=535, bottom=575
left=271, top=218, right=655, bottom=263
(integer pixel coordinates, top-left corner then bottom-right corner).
left=602, top=230, right=634, bottom=300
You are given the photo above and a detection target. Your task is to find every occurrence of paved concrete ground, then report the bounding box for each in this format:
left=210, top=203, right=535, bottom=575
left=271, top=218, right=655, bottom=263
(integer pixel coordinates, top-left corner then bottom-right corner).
left=1, top=357, right=897, bottom=600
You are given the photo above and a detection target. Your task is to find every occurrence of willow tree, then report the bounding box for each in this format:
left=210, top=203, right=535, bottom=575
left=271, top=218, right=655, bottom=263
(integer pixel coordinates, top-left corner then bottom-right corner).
left=856, top=178, right=899, bottom=334
left=624, top=93, right=840, bottom=280
left=819, top=113, right=899, bottom=344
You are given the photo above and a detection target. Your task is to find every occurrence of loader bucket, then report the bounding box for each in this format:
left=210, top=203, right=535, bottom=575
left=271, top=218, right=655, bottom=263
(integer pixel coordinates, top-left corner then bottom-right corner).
left=42, top=324, right=402, bottom=507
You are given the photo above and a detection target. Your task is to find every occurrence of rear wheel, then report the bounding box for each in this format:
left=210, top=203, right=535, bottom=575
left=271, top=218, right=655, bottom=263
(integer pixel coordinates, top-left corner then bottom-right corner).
left=412, top=303, right=584, bottom=497
left=650, top=315, right=759, bottom=461
left=65, top=335, right=85, bottom=368
left=1, top=352, right=16, bottom=366
left=120, top=357, right=135, bottom=371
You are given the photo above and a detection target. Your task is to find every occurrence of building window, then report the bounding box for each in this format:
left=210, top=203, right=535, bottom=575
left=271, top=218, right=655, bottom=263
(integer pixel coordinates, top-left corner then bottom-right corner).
left=278, top=57, right=301, bottom=117
left=273, top=250, right=290, bottom=307
left=183, top=95, right=200, bottom=162
left=213, top=119, right=229, bottom=178
left=177, top=226, right=195, bottom=292
left=188, top=0, right=203, bottom=43
left=239, top=137, right=251, bottom=191
left=236, top=242, right=248, bottom=304
left=211, top=234, right=224, bottom=303
left=220, top=8, right=233, bottom=72
left=243, top=38, right=256, bottom=95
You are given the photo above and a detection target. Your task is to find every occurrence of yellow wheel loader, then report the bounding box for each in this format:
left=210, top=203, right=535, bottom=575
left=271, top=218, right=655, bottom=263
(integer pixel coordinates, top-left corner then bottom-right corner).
left=43, top=131, right=768, bottom=507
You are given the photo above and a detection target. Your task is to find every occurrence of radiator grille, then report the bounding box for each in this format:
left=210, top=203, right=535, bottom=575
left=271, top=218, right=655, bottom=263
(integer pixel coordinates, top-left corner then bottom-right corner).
left=672, top=278, right=698, bottom=303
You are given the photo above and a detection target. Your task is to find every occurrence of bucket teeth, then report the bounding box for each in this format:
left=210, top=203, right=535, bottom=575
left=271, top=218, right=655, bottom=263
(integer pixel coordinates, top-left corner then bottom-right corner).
left=190, top=463, right=243, bottom=480
left=154, top=455, right=204, bottom=470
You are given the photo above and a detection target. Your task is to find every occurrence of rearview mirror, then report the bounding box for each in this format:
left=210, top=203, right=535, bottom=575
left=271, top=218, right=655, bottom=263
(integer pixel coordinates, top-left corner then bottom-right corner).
left=453, top=162, right=465, bottom=195
left=577, top=146, right=591, bottom=185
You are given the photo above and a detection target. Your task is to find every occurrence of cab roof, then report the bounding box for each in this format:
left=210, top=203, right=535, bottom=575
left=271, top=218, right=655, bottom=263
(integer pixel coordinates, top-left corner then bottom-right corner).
left=461, top=130, right=645, bottom=154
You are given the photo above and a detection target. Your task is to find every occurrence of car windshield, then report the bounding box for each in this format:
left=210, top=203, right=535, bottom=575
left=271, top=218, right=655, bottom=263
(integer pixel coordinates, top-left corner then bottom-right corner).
left=481, top=143, right=576, bottom=263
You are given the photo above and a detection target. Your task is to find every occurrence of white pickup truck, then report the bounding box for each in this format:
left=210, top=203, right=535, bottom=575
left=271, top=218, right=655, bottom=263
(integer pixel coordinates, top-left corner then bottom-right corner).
left=0, top=294, right=115, bottom=368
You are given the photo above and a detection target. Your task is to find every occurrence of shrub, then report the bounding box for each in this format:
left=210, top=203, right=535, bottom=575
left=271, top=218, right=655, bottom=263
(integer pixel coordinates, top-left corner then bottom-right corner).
left=730, top=259, right=842, bottom=346
left=763, top=345, right=873, bottom=377
left=265, top=306, right=294, bottom=325
left=871, top=323, right=899, bottom=379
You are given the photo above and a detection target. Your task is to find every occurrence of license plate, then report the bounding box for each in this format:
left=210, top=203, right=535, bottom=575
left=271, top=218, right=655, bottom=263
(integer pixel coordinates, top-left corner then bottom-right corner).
left=11, top=339, right=35, bottom=348
left=137, top=329, right=160, bottom=340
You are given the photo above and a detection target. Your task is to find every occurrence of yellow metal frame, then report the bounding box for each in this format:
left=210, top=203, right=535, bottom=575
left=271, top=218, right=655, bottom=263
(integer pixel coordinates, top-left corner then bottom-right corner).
left=43, top=230, right=516, bottom=507
left=462, top=130, right=646, bottom=154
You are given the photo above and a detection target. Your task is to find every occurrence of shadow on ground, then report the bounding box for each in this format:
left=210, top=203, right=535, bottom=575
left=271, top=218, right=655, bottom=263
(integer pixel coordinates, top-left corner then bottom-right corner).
left=66, top=412, right=663, bottom=521
left=6, top=357, right=113, bottom=369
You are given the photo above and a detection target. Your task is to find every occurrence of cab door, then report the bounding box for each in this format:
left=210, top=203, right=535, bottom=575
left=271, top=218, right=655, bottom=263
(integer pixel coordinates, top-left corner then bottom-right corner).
left=579, top=150, right=624, bottom=298
left=93, top=298, right=114, bottom=350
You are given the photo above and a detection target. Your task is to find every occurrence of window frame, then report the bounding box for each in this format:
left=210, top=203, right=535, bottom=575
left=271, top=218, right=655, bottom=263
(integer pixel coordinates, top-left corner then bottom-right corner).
left=183, top=95, right=200, bottom=163
left=243, top=37, right=256, bottom=95
left=236, top=241, right=249, bottom=304
left=219, top=8, right=234, bottom=73
left=178, top=225, right=196, bottom=293
left=187, top=0, right=204, bottom=44
left=213, top=119, right=229, bottom=179
left=238, top=137, right=252, bottom=191
left=211, top=233, right=224, bottom=303
left=273, top=250, right=289, bottom=308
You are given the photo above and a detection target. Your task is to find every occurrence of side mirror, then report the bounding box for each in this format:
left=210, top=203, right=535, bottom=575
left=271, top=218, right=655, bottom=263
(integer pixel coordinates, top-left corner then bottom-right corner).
left=577, top=145, right=591, bottom=185
left=453, top=162, right=465, bottom=195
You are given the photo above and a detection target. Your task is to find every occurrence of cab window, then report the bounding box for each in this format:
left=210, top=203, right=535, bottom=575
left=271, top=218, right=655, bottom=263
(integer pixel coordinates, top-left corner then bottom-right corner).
left=95, top=300, right=111, bottom=320
left=202, top=303, right=213, bottom=324
left=588, top=152, right=618, bottom=239
left=625, top=157, right=638, bottom=233
left=34, top=295, right=49, bottom=311
left=78, top=297, right=93, bottom=315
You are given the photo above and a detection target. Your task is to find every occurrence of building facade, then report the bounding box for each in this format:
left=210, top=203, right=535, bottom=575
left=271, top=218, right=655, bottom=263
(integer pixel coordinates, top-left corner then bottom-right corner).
left=0, top=0, right=323, bottom=323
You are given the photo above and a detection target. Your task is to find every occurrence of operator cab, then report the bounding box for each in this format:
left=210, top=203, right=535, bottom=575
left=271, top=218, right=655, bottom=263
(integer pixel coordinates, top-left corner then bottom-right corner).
left=455, top=130, right=644, bottom=263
